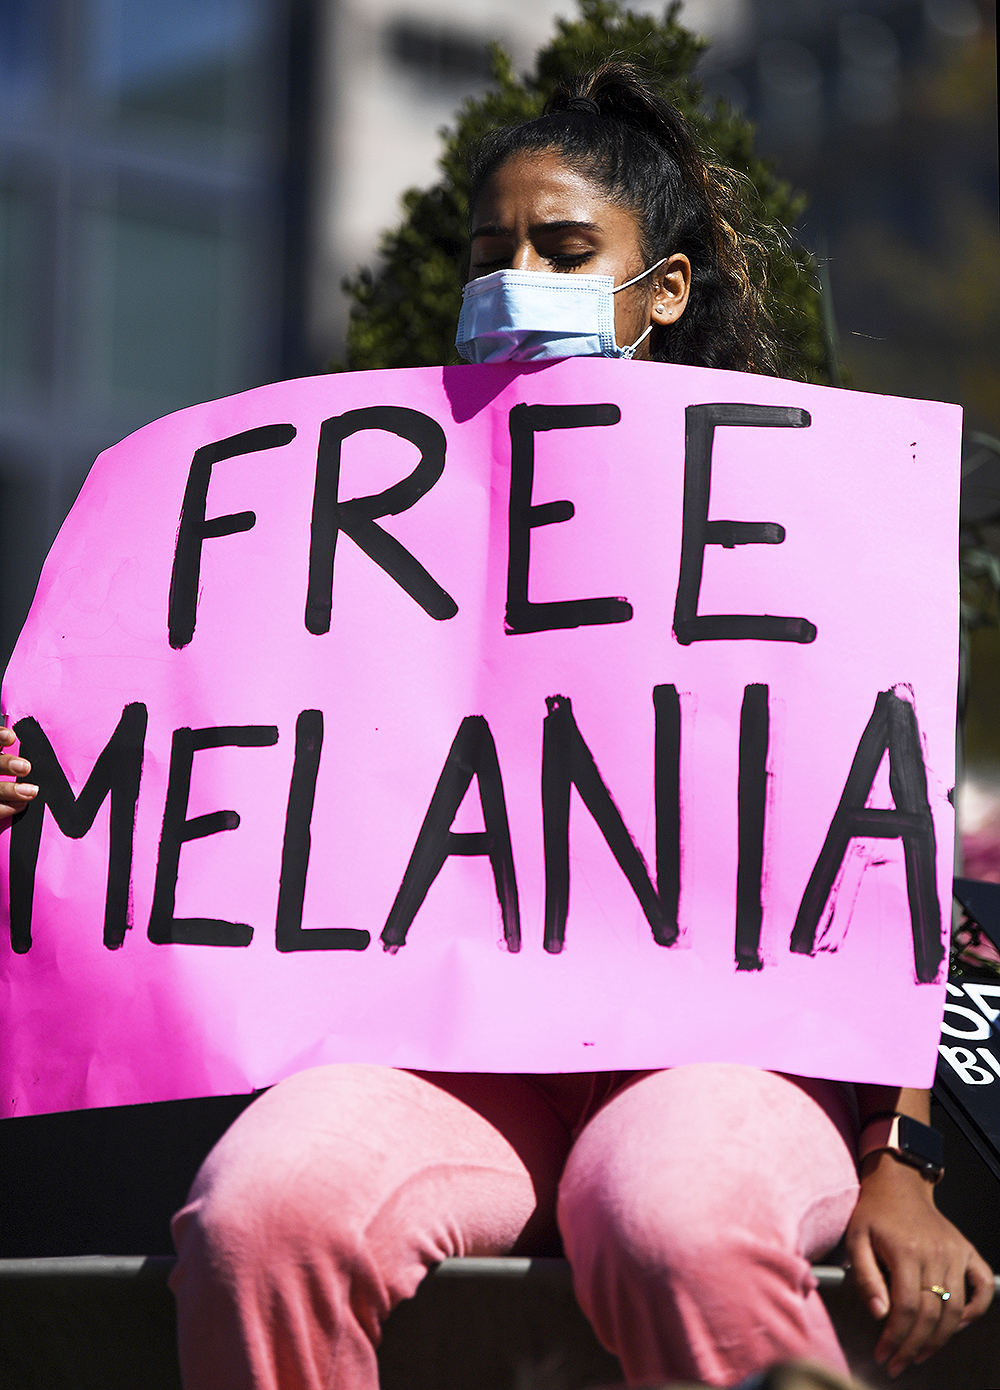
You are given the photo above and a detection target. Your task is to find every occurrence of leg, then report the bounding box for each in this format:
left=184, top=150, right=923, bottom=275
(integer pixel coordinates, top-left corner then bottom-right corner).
left=558, top=1065, right=860, bottom=1388
left=170, top=1065, right=570, bottom=1390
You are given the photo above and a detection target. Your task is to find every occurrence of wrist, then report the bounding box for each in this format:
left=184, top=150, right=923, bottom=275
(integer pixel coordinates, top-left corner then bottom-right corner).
left=858, top=1147, right=937, bottom=1186
left=857, top=1111, right=944, bottom=1183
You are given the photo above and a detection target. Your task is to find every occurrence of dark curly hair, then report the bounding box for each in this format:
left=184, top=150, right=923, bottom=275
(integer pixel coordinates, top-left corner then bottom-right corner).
left=467, top=63, right=780, bottom=375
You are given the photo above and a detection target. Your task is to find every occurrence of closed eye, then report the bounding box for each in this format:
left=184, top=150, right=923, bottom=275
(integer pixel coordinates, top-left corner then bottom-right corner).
left=469, top=250, right=597, bottom=276
left=470, top=218, right=604, bottom=278
left=547, top=251, right=594, bottom=269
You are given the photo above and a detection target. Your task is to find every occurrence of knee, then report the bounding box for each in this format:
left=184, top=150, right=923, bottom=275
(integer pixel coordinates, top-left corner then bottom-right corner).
left=173, top=1152, right=341, bottom=1307
left=559, top=1162, right=752, bottom=1292
left=558, top=1065, right=856, bottom=1284
left=174, top=1150, right=333, bottom=1277
left=171, top=1082, right=377, bottom=1285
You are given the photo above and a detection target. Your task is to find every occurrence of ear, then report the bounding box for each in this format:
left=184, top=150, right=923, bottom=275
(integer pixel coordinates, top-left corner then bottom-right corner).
left=650, top=253, right=692, bottom=327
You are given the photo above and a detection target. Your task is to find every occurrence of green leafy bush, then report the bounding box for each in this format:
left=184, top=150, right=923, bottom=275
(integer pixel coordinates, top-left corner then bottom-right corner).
left=338, top=0, right=829, bottom=382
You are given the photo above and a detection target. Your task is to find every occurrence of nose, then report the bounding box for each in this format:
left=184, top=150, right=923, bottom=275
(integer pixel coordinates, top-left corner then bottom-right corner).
left=509, top=241, right=548, bottom=273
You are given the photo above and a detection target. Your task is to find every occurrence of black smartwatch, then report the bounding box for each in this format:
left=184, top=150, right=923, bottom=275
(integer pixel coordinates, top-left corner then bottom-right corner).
left=857, top=1112, right=945, bottom=1182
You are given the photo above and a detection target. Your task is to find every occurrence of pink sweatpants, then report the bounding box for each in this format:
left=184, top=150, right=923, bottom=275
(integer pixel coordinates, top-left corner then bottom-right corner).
left=169, top=1064, right=859, bottom=1390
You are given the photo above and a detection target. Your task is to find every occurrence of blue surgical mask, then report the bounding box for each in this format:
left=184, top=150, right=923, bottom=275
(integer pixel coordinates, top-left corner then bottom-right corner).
left=455, top=259, right=667, bottom=364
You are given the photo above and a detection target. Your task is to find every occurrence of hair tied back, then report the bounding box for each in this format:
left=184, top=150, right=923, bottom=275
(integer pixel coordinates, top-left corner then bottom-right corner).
left=565, top=95, right=600, bottom=117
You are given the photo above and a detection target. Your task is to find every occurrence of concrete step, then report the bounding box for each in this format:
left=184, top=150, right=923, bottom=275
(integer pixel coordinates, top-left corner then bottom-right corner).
left=2, top=1255, right=998, bottom=1390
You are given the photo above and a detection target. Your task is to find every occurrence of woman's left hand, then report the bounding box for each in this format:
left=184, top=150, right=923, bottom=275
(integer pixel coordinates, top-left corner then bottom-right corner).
left=0, top=725, right=37, bottom=827
left=845, top=1150, right=994, bottom=1377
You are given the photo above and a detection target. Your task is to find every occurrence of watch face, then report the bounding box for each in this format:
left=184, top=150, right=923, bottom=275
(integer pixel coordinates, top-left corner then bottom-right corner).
left=898, top=1115, right=945, bottom=1172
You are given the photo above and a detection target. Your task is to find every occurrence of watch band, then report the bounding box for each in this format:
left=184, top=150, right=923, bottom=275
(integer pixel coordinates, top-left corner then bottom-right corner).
left=857, top=1113, right=945, bottom=1182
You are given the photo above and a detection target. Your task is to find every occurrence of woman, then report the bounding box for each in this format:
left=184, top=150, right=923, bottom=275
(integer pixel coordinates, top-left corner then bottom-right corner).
left=0, top=63, right=991, bottom=1390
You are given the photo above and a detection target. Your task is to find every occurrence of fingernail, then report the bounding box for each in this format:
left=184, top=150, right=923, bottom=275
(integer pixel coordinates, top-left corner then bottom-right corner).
left=9, top=759, right=30, bottom=775
left=872, top=1297, right=888, bottom=1318
left=17, top=784, right=38, bottom=796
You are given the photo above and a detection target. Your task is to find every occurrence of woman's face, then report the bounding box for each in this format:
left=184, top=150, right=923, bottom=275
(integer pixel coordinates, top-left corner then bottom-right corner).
left=468, top=148, right=690, bottom=359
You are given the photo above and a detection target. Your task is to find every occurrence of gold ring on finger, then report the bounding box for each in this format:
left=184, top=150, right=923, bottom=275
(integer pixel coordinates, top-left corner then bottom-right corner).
left=925, top=1285, right=951, bottom=1302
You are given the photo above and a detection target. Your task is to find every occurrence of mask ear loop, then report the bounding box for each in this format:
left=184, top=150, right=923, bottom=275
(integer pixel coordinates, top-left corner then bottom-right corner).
left=611, top=256, right=668, bottom=294
left=611, top=257, right=668, bottom=358
left=618, top=323, right=653, bottom=359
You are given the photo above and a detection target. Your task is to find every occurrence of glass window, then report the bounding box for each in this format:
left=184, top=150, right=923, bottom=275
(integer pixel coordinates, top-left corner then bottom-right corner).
left=0, top=0, right=50, bottom=107
left=385, top=19, right=493, bottom=90
left=0, top=180, right=43, bottom=394
left=74, top=199, right=262, bottom=416
left=84, top=0, right=270, bottom=144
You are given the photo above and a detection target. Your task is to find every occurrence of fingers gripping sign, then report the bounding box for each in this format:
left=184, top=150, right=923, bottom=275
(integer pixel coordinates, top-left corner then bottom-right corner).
left=0, top=722, right=38, bottom=825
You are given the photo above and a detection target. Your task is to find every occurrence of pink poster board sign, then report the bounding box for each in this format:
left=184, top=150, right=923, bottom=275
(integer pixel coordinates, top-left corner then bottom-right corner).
left=0, top=360, right=960, bottom=1116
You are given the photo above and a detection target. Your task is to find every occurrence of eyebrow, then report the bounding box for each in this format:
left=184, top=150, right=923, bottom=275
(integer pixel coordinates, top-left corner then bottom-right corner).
left=470, top=219, right=602, bottom=238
